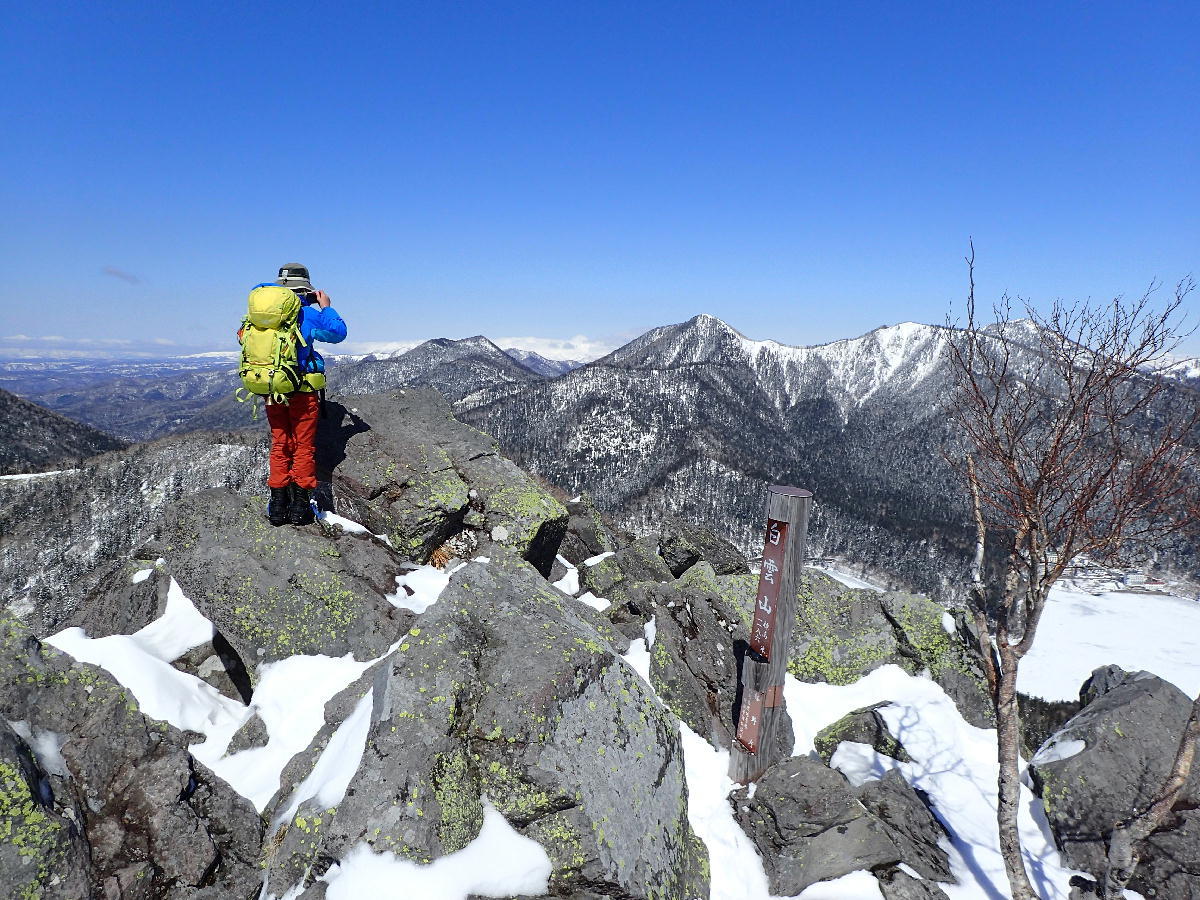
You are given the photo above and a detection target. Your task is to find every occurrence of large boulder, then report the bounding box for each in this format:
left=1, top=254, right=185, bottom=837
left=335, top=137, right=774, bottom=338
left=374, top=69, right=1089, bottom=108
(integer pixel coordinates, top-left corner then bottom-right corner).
left=731, top=757, right=953, bottom=895
left=719, top=570, right=994, bottom=727
left=316, top=392, right=568, bottom=573
left=69, top=564, right=254, bottom=704
left=556, top=495, right=632, bottom=567
left=162, top=488, right=413, bottom=665
left=260, top=553, right=708, bottom=900
left=657, top=516, right=748, bottom=577
left=0, top=612, right=263, bottom=899
left=1029, top=667, right=1200, bottom=900
left=648, top=563, right=788, bottom=753
left=578, top=537, right=674, bottom=601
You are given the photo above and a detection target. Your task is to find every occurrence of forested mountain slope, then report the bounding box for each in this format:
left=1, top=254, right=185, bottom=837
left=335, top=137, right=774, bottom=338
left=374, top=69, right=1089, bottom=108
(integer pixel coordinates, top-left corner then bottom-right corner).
left=0, top=386, right=126, bottom=475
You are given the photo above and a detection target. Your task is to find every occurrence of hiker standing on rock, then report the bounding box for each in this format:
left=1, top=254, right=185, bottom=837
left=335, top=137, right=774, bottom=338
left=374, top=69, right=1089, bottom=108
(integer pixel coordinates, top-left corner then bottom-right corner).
left=236, top=263, right=347, bottom=526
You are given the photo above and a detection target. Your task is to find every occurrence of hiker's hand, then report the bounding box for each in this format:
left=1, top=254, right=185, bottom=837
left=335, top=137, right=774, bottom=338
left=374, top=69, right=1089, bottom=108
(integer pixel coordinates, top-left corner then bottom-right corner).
left=314, top=290, right=331, bottom=308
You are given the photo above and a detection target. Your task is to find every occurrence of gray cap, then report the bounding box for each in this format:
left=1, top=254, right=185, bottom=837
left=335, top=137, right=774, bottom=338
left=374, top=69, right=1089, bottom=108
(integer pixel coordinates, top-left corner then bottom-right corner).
left=276, top=262, right=313, bottom=291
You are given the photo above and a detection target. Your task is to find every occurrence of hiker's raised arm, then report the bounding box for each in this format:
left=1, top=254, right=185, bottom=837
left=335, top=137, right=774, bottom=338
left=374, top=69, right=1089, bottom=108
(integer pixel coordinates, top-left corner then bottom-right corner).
left=311, top=304, right=347, bottom=344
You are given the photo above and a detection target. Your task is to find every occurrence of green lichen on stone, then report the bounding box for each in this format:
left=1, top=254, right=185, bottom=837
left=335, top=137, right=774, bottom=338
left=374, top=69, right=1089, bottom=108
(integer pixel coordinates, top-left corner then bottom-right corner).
left=432, top=748, right=483, bottom=853
left=707, top=572, right=759, bottom=630
left=888, top=595, right=966, bottom=679
left=480, top=760, right=557, bottom=823
left=788, top=585, right=891, bottom=685
left=222, top=569, right=357, bottom=657
left=0, top=760, right=64, bottom=898
left=411, top=447, right=470, bottom=512
left=486, top=484, right=567, bottom=548
left=813, top=707, right=909, bottom=763
left=529, top=812, right=589, bottom=883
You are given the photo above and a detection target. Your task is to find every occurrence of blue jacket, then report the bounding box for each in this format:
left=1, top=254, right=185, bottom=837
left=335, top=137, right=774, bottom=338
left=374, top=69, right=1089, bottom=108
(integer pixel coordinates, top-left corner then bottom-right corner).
left=298, top=305, right=347, bottom=373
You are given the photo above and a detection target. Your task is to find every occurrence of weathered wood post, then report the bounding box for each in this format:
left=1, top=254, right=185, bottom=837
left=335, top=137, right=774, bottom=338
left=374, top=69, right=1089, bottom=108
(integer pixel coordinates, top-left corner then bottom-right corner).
left=729, top=485, right=812, bottom=784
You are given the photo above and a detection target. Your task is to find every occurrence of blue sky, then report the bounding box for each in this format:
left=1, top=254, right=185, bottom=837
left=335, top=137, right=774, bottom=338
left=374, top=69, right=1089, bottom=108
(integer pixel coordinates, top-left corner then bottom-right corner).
left=2, top=1, right=1197, bottom=359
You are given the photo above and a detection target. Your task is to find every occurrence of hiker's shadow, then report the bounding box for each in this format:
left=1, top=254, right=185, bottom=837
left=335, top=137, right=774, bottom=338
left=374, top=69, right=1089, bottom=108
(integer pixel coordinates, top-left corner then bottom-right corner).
left=313, top=400, right=371, bottom=512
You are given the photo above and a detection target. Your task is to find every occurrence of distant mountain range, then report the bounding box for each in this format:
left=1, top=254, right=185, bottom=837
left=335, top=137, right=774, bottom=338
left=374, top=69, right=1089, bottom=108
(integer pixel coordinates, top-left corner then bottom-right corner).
left=0, top=340, right=582, bottom=443
left=3, top=316, right=1195, bottom=598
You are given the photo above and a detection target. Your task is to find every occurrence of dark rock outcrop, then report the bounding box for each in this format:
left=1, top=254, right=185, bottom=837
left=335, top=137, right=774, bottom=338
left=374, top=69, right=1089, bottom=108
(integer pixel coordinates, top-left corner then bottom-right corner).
left=731, top=757, right=953, bottom=895
left=0, top=719, right=92, bottom=900
left=0, top=612, right=263, bottom=899
left=1030, top=667, right=1200, bottom=900
left=814, top=702, right=912, bottom=765
left=556, top=495, right=632, bottom=567
left=316, top=392, right=568, bottom=574
left=260, top=554, right=707, bottom=900
left=657, top=516, right=748, bottom=577
left=163, top=489, right=413, bottom=665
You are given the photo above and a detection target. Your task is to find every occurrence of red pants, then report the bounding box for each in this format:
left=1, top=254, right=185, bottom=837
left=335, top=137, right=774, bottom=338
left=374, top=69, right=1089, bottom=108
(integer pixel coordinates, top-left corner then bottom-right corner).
left=266, top=392, right=320, bottom=489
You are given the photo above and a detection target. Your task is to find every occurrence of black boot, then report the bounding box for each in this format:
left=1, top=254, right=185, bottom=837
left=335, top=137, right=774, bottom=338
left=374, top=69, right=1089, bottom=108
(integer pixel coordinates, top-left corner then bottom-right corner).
left=288, top=485, right=314, bottom=526
left=268, top=486, right=290, bottom=527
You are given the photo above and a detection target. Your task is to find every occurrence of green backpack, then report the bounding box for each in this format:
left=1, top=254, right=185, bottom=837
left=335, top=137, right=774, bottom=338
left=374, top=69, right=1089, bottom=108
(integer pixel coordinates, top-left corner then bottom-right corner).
left=235, top=285, right=308, bottom=407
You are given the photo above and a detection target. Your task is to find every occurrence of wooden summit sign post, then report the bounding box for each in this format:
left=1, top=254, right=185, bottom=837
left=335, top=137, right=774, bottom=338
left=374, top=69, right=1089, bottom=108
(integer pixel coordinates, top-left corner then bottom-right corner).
left=730, top=485, right=812, bottom=785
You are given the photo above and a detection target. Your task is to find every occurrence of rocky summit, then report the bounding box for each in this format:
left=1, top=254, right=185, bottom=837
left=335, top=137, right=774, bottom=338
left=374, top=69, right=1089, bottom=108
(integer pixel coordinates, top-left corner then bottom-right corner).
left=0, top=388, right=1196, bottom=899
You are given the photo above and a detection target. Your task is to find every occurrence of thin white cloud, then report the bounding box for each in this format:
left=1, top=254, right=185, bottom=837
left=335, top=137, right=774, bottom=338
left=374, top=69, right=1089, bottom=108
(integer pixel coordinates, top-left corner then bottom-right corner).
left=1, top=335, right=135, bottom=346
left=493, top=333, right=625, bottom=362
left=102, top=265, right=141, bottom=284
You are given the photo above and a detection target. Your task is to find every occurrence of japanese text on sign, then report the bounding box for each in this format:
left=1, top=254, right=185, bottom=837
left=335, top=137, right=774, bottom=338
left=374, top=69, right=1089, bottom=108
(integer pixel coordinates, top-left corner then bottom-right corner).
left=748, top=518, right=789, bottom=659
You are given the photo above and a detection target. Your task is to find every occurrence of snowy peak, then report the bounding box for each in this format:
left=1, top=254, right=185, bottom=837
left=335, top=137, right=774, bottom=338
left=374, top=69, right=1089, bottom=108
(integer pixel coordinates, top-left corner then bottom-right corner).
left=600, top=314, right=950, bottom=408
left=503, top=348, right=584, bottom=377
left=603, top=313, right=749, bottom=369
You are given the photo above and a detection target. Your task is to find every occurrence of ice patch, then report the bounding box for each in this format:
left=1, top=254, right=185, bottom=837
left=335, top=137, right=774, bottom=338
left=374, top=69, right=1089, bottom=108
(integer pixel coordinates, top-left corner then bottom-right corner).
left=131, top=568, right=153, bottom=584
left=212, top=652, right=377, bottom=811
left=795, top=869, right=885, bottom=898
left=386, top=564, right=453, bottom=614
left=583, top=551, right=614, bottom=567
left=316, top=509, right=391, bottom=544
left=319, top=799, right=551, bottom=899
left=127, top=578, right=215, bottom=662
left=622, top=639, right=652, bottom=688
left=812, top=565, right=884, bottom=593
left=678, top=724, right=772, bottom=900
left=829, top=741, right=902, bottom=788
left=1031, top=738, right=1086, bottom=766
left=941, top=612, right=957, bottom=635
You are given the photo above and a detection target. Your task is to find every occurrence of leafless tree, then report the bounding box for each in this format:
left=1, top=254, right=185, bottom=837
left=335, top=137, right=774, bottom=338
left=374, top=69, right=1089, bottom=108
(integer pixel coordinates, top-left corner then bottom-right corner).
left=947, top=245, right=1200, bottom=900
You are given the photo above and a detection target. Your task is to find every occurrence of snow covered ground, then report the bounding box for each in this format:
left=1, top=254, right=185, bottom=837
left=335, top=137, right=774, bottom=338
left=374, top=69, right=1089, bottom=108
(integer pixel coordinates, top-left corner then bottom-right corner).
left=44, top=531, right=1199, bottom=899
left=1021, top=583, right=1200, bottom=701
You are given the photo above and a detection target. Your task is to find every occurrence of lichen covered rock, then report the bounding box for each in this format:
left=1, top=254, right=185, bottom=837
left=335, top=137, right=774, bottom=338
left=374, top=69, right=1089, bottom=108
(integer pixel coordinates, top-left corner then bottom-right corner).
left=316, top=392, right=568, bottom=573
left=1030, top=667, right=1200, bottom=900
left=261, top=554, right=707, bottom=900
left=162, top=488, right=412, bottom=665
left=731, top=758, right=952, bottom=896
left=0, top=612, right=263, bottom=899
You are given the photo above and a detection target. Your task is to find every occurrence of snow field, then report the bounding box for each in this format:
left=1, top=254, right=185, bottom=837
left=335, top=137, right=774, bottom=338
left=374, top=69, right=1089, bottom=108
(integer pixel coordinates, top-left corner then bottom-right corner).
left=313, top=801, right=551, bottom=900
left=1021, top=584, right=1200, bottom=701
